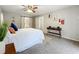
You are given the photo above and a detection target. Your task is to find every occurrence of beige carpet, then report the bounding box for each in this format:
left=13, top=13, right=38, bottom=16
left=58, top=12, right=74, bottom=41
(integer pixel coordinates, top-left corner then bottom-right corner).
left=18, top=34, right=79, bottom=54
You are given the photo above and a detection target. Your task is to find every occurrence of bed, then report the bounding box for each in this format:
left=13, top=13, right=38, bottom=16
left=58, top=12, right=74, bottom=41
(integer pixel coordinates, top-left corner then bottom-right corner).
left=7, top=28, right=45, bottom=52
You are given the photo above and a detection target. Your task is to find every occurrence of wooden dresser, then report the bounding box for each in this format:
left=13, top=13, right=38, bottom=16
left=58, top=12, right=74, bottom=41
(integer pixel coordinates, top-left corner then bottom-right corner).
left=5, top=43, right=16, bottom=54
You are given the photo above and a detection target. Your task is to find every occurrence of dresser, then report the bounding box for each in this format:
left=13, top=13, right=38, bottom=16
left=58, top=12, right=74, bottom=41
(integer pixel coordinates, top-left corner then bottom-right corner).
left=5, top=43, right=16, bottom=54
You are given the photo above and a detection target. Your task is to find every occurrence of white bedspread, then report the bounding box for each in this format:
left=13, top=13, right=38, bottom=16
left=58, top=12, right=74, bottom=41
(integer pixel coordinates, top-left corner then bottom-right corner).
left=9, top=28, right=45, bottom=52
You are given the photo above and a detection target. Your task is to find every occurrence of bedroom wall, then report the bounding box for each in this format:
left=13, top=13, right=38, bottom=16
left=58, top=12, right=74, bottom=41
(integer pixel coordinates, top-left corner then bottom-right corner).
left=0, top=8, right=1, bottom=24
left=55, top=5, right=79, bottom=40
left=3, top=12, right=33, bottom=28
left=3, top=12, right=21, bottom=28
left=0, top=8, right=4, bottom=25
left=35, top=6, right=79, bottom=41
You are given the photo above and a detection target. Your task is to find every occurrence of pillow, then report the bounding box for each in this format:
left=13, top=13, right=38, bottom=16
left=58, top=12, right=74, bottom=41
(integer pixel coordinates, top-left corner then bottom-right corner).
left=11, top=23, right=18, bottom=31
left=9, top=27, right=16, bottom=34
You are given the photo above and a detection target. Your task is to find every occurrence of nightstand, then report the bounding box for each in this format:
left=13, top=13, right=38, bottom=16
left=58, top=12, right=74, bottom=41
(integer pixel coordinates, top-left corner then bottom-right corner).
left=5, top=43, right=16, bottom=54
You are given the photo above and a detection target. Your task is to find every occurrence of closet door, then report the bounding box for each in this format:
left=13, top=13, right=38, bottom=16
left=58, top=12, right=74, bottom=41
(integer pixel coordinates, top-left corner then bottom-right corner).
left=35, top=16, right=44, bottom=32
left=39, top=16, right=44, bottom=31
left=24, top=17, right=30, bottom=28
left=35, top=17, right=40, bottom=29
left=21, top=17, right=25, bottom=28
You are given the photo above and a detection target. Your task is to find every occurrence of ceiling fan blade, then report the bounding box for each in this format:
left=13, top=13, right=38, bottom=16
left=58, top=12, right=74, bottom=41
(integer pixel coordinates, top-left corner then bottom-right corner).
left=22, top=5, right=38, bottom=13
left=22, top=5, right=27, bottom=8
left=33, top=7, right=38, bottom=9
left=32, top=10, right=36, bottom=13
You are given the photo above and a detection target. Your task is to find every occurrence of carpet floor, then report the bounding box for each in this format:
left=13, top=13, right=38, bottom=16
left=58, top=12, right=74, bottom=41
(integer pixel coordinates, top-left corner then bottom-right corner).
left=18, top=34, right=79, bottom=54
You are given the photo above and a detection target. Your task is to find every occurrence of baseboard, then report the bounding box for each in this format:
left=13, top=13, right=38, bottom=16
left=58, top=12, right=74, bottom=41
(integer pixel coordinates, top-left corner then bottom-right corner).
left=45, top=33, right=79, bottom=42
left=62, top=36, right=79, bottom=42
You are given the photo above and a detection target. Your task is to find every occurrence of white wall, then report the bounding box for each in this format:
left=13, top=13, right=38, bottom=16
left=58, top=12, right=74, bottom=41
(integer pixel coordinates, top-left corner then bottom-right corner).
left=0, top=8, right=4, bottom=25
left=35, top=6, right=79, bottom=41
left=53, top=6, right=79, bottom=40
left=3, top=12, right=33, bottom=28
left=3, top=12, right=21, bottom=28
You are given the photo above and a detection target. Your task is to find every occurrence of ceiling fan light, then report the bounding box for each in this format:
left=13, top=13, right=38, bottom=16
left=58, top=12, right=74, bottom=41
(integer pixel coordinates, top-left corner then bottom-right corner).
left=27, top=9, right=33, bottom=13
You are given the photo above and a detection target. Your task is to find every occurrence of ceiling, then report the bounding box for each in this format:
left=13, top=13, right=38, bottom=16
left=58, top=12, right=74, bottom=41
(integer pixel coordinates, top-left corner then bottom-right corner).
left=0, top=5, right=71, bottom=17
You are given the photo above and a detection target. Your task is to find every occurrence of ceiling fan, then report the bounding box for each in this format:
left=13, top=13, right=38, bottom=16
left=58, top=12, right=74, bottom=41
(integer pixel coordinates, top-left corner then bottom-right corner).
left=22, top=5, right=38, bottom=13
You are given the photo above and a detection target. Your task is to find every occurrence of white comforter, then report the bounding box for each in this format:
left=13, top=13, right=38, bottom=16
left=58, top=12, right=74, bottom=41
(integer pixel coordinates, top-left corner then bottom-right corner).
left=8, top=28, right=44, bottom=52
